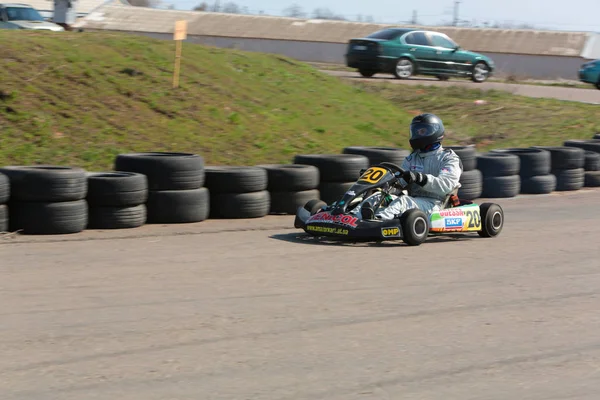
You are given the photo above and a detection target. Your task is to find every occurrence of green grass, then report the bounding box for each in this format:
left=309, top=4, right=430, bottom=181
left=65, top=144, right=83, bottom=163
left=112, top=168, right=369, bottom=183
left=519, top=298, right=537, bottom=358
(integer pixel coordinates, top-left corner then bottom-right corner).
left=0, top=31, right=598, bottom=171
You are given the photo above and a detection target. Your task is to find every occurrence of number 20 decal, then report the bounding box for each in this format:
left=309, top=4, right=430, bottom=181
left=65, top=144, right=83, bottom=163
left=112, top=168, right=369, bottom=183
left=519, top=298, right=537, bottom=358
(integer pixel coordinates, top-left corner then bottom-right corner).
left=464, top=210, right=481, bottom=229
left=359, top=167, right=387, bottom=184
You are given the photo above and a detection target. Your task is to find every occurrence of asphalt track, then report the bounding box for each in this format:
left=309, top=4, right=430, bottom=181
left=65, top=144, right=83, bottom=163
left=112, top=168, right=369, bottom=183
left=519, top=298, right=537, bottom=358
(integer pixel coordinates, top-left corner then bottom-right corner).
left=323, top=70, right=600, bottom=104
left=1, top=189, right=600, bottom=400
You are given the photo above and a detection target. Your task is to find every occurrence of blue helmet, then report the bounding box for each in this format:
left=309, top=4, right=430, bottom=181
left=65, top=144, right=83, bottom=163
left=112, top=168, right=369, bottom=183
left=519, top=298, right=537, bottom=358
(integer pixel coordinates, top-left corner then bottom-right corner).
left=409, top=113, right=445, bottom=151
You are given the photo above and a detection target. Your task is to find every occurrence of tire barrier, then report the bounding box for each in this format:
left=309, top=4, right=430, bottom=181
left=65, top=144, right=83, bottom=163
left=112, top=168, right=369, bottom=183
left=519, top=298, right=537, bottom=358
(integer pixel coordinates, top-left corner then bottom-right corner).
left=585, top=171, right=600, bottom=187
left=0, top=166, right=88, bottom=234
left=0, top=172, right=8, bottom=232
left=115, top=152, right=209, bottom=224
left=593, top=133, right=600, bottom=140
left=293, top=154, right=369, bottom=204
left=86, top=172, right=148, bottom=229
left=476, top=152, right=521, bottom=198
left=447, top=146, right=481, bottom=200
left=258, top=164, right=320, bottom=215
left=584, top=151, right=600, bottom=171
left=532, top=146, right=585, bottom=191
left=564, top=139, right=600, bottom=153
left=342, top=146, right=410, bottom=167
left=205, top=166, right=269, bottom=219
left=490, top=148, right=556, bottom=194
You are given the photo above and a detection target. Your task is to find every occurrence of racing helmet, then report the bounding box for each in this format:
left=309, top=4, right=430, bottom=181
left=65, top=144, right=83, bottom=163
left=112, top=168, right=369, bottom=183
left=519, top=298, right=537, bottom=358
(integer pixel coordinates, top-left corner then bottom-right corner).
left=409, top=113, right=445, bottom=151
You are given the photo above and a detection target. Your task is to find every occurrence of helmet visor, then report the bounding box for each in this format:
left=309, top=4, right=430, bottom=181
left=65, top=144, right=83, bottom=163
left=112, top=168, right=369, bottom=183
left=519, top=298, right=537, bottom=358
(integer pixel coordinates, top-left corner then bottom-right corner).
left=410, top=122, right=442, bottom=140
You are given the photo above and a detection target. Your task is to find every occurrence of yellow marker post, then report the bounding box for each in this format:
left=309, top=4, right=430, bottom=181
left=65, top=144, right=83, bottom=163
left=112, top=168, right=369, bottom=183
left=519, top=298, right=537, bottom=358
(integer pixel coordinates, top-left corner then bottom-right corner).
left=173, top=20, right=187, bottom=88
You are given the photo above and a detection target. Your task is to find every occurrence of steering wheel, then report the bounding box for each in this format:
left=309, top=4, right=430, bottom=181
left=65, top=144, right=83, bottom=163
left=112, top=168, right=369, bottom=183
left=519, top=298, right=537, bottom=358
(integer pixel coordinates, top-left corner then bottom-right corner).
left=378, top=162, right=409, bottom=191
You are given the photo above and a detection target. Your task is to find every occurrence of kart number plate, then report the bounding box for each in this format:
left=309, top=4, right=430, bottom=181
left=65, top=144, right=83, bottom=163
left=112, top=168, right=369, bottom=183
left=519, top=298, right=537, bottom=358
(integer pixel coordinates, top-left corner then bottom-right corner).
left=359, top=167, right=387, bottom=184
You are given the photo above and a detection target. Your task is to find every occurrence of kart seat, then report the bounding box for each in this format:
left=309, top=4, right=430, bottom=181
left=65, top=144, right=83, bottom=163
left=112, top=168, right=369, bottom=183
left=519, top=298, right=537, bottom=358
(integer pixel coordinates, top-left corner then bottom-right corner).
left=441, top=186, right=460, bottom=209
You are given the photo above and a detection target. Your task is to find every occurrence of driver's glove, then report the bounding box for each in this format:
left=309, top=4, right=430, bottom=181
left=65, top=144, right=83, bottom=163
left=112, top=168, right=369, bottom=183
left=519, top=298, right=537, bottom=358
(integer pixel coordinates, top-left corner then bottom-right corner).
left=402, top=170, right=428, bottom=187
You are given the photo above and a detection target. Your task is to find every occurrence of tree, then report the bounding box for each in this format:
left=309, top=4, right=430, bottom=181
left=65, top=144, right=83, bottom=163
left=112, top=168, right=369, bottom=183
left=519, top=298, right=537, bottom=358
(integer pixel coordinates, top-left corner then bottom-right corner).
left=312, top=7, right=346, bottom=20
left=193, top=2, right=209, bottom=11
left=283, top=3, right=306, bottom=18
left=221, top=2, right=241, bottom=13
left=128, top=0, right=161, bottom=7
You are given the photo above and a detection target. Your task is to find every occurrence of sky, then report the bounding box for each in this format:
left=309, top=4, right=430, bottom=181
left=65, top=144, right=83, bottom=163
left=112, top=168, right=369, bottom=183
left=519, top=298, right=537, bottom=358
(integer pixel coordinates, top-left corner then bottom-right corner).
left=165, top=0, right=600, bottom=32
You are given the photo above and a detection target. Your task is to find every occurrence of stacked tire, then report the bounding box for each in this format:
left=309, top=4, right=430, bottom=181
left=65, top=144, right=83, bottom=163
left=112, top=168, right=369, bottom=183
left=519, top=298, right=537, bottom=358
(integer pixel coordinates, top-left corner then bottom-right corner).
left=564, top=140, right=600, bottom=188
left=0, top=172, right=9, bottom=232
left=532, top=146, right=585, bottom=191
left=293, top=154, right=369, bottom=204
left=0, top=166, right=88, bottom=234
left=204, top=166, right=270, bottom=219
left=86, top=172, right=148, bottom=229
left=258, top=164, right=320, bottom=215
left=341, top=146, right=410, bottom=167
left=490, top=148, right=556, bottom=194
left=447, top=146, right=482, bottom=200
left=476, top=152, right=521, bottom=198
left=115, top=152, right=209, bottom=224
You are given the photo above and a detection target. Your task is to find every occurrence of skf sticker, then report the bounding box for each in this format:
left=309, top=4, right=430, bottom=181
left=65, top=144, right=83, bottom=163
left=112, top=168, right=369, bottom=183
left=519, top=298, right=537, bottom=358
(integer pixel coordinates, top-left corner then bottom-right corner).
left=381, top=227, right=400, bottom=237
left=444, top=218, right=463, bottom=228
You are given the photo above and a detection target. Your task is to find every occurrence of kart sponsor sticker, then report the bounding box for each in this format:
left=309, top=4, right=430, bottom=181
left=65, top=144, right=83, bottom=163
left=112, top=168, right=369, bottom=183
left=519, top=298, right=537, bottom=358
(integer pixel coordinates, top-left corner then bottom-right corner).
left=307, top=212, right=359, bottom=228
left=439, top=209, right=464, bottom=217
left=444, top=217, right=463, bottom=228
left=381, top=227, right=400, bottom=238
left=306, top=225, right=349, bottom=235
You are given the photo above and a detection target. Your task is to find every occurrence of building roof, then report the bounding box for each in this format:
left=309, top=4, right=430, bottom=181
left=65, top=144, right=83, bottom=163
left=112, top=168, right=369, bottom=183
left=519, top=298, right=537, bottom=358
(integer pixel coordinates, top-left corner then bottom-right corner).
left=75, top=4, right=595, bottom=57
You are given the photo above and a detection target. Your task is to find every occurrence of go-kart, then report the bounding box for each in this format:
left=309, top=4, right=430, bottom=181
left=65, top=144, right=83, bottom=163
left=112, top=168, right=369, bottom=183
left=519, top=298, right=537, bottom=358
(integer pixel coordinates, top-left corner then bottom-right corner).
left=294, top=162, right=504, bottom=246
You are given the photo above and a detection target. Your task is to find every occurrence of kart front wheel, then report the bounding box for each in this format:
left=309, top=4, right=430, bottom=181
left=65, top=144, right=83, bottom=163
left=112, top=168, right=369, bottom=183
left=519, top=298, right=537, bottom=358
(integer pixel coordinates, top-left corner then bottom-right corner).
left=304, top=199, right=327, bottom=215
left=400, top=208, right=429, bottom=246
left=478, top=203, right=504, bottom=237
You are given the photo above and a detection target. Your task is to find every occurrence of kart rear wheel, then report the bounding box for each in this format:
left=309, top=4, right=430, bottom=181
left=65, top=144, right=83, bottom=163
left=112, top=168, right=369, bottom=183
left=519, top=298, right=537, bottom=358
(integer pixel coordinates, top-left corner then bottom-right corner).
left=303, top=199, right=327, bottom=215
left=400, top=208, right=429, bottom=246
left=478, top=203, right=504, bottom=238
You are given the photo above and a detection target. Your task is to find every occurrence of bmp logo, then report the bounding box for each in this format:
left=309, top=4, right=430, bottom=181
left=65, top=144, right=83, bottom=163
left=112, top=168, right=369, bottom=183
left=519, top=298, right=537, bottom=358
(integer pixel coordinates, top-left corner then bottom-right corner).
left=381, top=227, right=400, bottom=237
left=444, top=218, right=463, bottom=228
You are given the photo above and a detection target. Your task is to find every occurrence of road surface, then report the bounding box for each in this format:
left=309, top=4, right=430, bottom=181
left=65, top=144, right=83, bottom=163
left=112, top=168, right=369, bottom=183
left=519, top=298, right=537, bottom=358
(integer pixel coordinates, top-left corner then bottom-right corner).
left=1, top=190, right=600, bottom=399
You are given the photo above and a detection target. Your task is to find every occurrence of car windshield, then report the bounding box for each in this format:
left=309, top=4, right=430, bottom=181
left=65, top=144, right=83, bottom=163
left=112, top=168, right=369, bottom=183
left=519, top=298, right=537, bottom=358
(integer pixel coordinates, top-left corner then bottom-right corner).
left=367, top=29, right=401, bottom=40
left=5, top=6, right=45, bottom=21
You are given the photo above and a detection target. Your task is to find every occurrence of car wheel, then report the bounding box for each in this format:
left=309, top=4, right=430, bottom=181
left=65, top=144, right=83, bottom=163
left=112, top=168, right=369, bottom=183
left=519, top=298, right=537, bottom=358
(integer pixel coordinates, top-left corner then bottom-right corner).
left=358, top=69, right=376, bottom=78
left=393, top=58, right=414, bottom=79
left=478, top=203, right=504, bottom=238
left=400, top=208, right=429, bottom=246
left=596, top=78, right=600, bottom=90
left=471, top=61, right=490, bottom=83
left=437, top=75, right=449, bottom=81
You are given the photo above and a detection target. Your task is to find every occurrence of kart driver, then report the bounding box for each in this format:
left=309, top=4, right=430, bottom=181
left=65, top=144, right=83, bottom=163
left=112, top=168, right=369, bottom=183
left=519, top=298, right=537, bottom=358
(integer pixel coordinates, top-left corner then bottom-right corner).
left=353, top=113, right=463, bottom=221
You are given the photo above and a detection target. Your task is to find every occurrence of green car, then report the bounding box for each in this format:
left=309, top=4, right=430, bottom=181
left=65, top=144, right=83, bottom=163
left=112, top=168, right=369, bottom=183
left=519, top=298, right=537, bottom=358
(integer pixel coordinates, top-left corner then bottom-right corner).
left=578, top=59, right=600, bottom=90
left=345, top=28, right=495, bottom=82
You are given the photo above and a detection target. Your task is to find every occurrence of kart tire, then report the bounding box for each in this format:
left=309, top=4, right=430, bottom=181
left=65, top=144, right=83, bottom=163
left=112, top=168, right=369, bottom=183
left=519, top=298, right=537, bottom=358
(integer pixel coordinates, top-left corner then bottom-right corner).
left=342, top=147, right=410, bottom=169
left=114, top=152, right=205, bottom=191
left=146, top=188, right=209, bottom=224
left=293, top=154, right=369, bottom=183
left=269, top=189, right=320, bottom=215
left=0, top=172, right=9, bottom=204
left=446, top=146, right=477, bottom=171
left=87, top=204, right=147, bottom=229
left=490, top=148, right=551, bottom=178
left=0, top=204, right=7, bottom=233
left=257, top=164, right=319, bottom=192
left=86, top=172, right=148, bottom=207
left=584, top=151, right=600, bottom=171
left=400, top=208, right=429, bottom=246
left=210, top=190, right=270, bottom=219
left=8, top=200, right=87, bottom=235
left=552, top=168, right=585, bottom=191
left=563, top=139, right=600, bottom=154
left=481, top=175, right=520, bottom=198
left=0, top=165, right=87, bottom=203
left=584, top=171, right=600, bottom=187
left=476, top=153, right=520, bottom=177
left=531, top=146, right=585, bottom=170
left=303, top=199, right=327, bottom=215
left=318, top=181, right=354, bottom=204
left=204, top=166, right=268, bottom=194
left=478, top=202, right=504, bottom=238
left=458, top=169, right=482, bottom=200
left=520, top=174, right=556, bottom=194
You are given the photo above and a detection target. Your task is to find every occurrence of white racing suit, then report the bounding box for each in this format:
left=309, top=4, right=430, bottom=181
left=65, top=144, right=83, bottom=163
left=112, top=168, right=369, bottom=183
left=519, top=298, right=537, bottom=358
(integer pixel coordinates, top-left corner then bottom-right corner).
left=351, top=146, right=463, bottom=220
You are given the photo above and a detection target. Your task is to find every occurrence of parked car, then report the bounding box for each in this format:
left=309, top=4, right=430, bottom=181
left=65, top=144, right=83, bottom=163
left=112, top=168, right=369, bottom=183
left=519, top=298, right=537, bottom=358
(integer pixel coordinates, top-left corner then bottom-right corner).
left=0, top=3, right=64, bottom=31
left=345, top=28, right=494, bottom=82
left=578, top=59, right=600, bottom=90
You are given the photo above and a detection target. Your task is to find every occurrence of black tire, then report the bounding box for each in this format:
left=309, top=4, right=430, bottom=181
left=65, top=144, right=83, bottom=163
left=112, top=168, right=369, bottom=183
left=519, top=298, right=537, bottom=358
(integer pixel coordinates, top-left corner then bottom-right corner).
left=114, top=152, right=205, bottom=191
left=0, top=172, right=9, bottom=204
left=471, top=61, right=490, bottom=83
left=520, top=174, right=557, bottom=194
left=458, top=169, right=483, bottom=200
left=8, top=200, right=87, bottom=235
left=269, top=189, right=321, bottom=215
left=303, top=199, right=327, bottom=215
left=87, top=205, right=147, bottom=229
left=86, top=172, right=148, bottom=207
left=204, top=166, right=268, bottom=194
left=0, top=166, right=87, bottom=202
left=490, top=148, right=551, bottom=177
left=446, top=146, right=477, bottom=171
left=393, top=57, right=415, bottom=79
left=293, top=154, right=369, bottom=183
left=531, top=146, right=585, bottom=170
left=476, top=152, right=520, bottom=177
left=478, top=203, right=504, bottom=238
left=257, top=164, right=319, bottom=192
left=318, top=181, right=354, bottom=204
left=593, top=133, right=600, bottom=140
left=210, top=191, right=270, bottom=219
left=481, top=175, right=520, bottom=198
left=585, top=171, right=600, bottom=187
left=437, top=75, right=450, bottom=81
left=400, top=208, right=429, bottom=246
left=584, top=151, right=600, bottom=171
left=0, top=204, right=7, bottom=232
left=358, top=69, right=376, bottom=78
left=564, top=139, right=600, bottom=153
left=553, top=168, right=585, bottom=191
left=341, top=146, right=410, bottom=168
left=146, top=188, right=209, bottom=224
